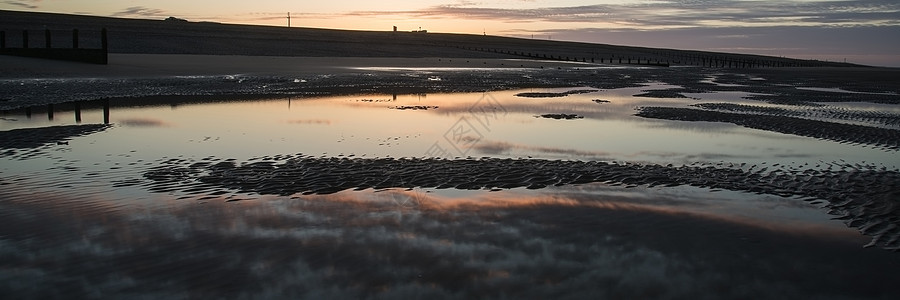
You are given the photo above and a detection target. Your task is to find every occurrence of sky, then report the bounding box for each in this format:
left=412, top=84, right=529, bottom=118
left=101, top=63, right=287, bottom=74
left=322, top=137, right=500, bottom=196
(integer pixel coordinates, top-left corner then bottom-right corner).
left=2, top=0, right=899, bottom=67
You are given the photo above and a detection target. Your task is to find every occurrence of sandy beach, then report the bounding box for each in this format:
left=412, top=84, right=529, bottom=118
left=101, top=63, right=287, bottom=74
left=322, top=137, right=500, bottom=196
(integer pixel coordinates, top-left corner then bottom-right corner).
left=3, top=9, right=900, bottom=300
left=0, top=54, right=585, bottom=79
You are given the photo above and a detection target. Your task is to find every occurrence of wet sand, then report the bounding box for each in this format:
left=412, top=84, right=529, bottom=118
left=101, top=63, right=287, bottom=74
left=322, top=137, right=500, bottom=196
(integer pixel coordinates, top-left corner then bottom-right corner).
left=133, top=154, right=900, bottom=250
left=0, top=124, right=110, bottom=159
left=0, top=54, right=611, bottom=110
left=636, top=107, right=900, bottom=150
left=0, top=124, right=110, bottom=149
left=0, top=54, right=581, bottom=79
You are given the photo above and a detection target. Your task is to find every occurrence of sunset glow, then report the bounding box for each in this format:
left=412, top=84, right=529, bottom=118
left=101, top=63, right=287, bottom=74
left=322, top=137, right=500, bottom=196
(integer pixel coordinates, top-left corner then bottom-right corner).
left=3, top=1, right=899, bottom=66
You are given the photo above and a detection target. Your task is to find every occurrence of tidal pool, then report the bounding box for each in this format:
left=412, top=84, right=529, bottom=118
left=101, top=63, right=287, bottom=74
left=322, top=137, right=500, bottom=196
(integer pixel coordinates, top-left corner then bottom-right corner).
left=3, top=85, right=896, bottom=167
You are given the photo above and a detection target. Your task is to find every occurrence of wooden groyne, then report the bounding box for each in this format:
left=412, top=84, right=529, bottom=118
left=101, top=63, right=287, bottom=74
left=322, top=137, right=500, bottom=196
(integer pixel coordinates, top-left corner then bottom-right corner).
left=451, top=44, right=854, bottom=68
left=0, top=28, right=108, bottom=64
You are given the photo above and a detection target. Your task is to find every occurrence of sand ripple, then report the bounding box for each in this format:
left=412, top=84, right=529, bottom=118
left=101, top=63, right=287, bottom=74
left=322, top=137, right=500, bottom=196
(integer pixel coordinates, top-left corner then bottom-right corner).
left=515, top=89, right=597, bottom=98
left=140, top=155, right=900, bottom=250
left=693, top=103, right=900, bottom=128
left=636, top=107, right=900, bottom=150
left=0, top=124, right=111, bottom=159
left=0, top=124, right=110, bottom=149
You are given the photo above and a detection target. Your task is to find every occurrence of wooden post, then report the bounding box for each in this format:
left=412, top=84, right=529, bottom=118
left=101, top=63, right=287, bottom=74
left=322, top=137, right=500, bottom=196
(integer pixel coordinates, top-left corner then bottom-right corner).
left=22, top=30, right=28, bottom=48
left=103, top=99, right=110, bottom=124
left=45, top=29, right=51, bottom=48
left=72, top=29, right=79, bottom=48
left=47, top=104, right=54, bottom=120
left=74, top=102, right=82, bottom=123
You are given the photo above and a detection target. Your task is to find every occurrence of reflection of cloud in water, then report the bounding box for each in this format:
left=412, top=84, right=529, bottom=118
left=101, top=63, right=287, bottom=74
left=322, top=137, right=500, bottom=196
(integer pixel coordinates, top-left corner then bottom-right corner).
left=376, top=185, right=856, bottom=239
left=1, top=187, right=898, bottom=299
left=473, top=139, right=611, bottom=158
left=117, top=118, right=170, bottom=127
left=287, top=119, right=332, bottom=125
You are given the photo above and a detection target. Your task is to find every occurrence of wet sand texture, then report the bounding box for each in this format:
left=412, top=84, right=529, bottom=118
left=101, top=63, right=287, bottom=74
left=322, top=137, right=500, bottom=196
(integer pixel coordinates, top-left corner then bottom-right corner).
left=536, top=114, right=584, bottom=120
left=692, top=103, right=900, bottom=128
left=139, top=155, right=900, bottom=250
left=636, top=107, right=900, bottom=150
left=4, top=55, right=898, bottom=112
left=515, top=89, right=598, bottom=98
left=0, top=124, right=110, bottom=150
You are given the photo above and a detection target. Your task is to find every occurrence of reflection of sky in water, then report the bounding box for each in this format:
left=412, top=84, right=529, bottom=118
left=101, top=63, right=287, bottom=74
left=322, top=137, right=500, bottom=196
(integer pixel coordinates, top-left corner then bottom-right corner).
left=1, top=85, right=895, bottom=169
left=2, top=178, right=898, bottom=298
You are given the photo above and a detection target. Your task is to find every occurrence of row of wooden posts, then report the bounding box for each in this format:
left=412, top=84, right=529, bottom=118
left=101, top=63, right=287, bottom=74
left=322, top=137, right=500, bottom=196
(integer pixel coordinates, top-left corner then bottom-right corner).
left=642, top=49, right=834, bottom=68
left=18, top=100, right=111, bottom=124
left=0, top=29, right=107, bottom=50
left=456, top=46, right=670, bottom=67
left=0, top=28, right=108, bottom=64
left=454, top=45, right=831, bottom=68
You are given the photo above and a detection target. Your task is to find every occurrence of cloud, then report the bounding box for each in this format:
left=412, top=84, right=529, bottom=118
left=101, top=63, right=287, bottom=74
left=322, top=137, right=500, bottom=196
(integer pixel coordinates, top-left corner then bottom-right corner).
left=514, top=25, right=900, bottom=66
left=3, top=0, right=39, bottom=9
left=472, top=139, right=612, bottom=158
left=338, top=0, right=900, bottom=29
left=286, top=119, right=332, bottom=125
left=111, top=6, right=168, bottom=18
left=117, top=118, right=170, bottom=127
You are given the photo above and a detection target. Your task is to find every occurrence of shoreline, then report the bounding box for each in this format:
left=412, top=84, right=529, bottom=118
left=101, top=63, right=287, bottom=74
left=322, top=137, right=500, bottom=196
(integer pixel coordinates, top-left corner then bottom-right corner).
left=0, top=54, right=595, bottom=79
left=2, top=53, right=898, bottom=113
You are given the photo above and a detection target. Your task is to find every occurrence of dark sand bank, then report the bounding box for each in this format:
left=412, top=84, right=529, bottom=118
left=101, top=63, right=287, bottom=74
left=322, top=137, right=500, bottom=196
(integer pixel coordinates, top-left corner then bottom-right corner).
left=636, top=107, right=900, bottom=150
left=0, top=124, right=109, bottom=154
left=133, top=154, right=900, bottom=250
left=692, top=102, right=900, bottom=128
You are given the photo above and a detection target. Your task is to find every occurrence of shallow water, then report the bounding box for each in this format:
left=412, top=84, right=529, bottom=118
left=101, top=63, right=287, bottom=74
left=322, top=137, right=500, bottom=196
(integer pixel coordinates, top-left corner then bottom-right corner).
left=2, top=85, right=899, bottom=298
left=2, top=85, right=896, bottom=168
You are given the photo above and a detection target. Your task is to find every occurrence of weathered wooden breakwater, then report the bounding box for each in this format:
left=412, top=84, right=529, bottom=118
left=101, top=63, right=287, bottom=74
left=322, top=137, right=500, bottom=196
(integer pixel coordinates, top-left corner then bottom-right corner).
left=0, top=28, right=108, bottom=64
